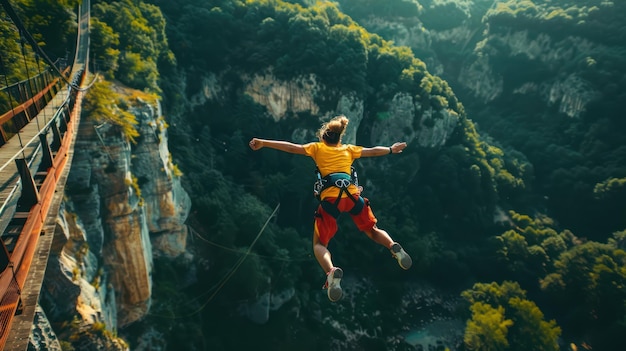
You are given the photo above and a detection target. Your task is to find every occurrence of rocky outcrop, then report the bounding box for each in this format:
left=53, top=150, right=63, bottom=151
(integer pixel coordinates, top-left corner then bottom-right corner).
left=203, top=72, right=458, bottom=149
left=236, top=277, right=296, bottom=325
left=29, top=305, right=63, bottom=351
left=130, top=100, right=191, bottom=257
left=40, top=88, right=191, bottom=349
left=243, top=73, right=321, bottom=121
left=460, top=30, right=601, bottom=118
left=370, top=92, right=460, bottom=148
left=458, top=54, right=503, bottom=103
left=62, top=111, right=153, bottom=328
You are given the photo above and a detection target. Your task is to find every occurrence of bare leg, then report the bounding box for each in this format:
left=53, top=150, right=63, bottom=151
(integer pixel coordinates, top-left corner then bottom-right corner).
left=363, top=224, right=394, bottom=249
left=365, top=225, right=412, bottom=270
left=313, top=231, right=333, bottom=273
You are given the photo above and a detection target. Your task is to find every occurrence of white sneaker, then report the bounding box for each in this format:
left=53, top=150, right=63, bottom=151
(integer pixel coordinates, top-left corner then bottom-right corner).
left=323, top=267, right=343, bottom=302
left=391, top=243, right=412, bottom=270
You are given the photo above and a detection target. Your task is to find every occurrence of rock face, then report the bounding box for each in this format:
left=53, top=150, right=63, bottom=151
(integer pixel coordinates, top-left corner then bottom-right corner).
left=244, top=73, right=321, bottom=121
left=130, top=101, right=191, bottom=257
left=370, top=92, right=460, bottom=148
left=241, top=73, right=457, bottom=148
left=40, top=89, right=190, bottom=348
left=460, top=30, right=601, bottom=118
left=29, top=305, right=63, bottom=351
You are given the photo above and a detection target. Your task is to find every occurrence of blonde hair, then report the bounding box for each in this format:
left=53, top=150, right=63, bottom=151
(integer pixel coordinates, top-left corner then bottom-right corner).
left=317, top=115, right=349, bottom=144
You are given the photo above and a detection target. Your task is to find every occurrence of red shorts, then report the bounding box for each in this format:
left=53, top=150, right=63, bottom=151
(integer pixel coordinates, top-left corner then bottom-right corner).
left=314, top=196, right=377, bottom=246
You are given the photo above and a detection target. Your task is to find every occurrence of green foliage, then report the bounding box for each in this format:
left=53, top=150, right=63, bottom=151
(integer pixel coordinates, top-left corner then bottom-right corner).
left=420, top=1, right=469, bottom=31
left=92, top=0, right=173, bottom=91
left=464, top=302, right=513, bottom=351
left=59, top=340, right=75, bottom=351
left=0, top=17, right=30, bottom=83
left=338, top=0, right=422, bottom=20
left=117, top=51, right=159, bottom=91
left=90, top=18, right=120, bottom=79
left=495, top=211, right=574, bottom=280
left=82, top=79, right=140, bottom=143
left=507, top=297, right=561, bottom=351
left=462, top=281, right=561, bottom=351
left=484, top=0, right=607, bottom=35
left=594, top=177, right=626, bottom=199
left=540, top=239, right=626, bottom=340
left=14, top=0, right=78, bottom=59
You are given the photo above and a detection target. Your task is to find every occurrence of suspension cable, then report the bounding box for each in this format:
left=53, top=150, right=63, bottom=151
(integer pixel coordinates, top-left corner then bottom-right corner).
left=0, top=54, right=26, bottom=159
left=34, top=53, right=49, bottom=125
left=19, top=31, right=41, bottom=132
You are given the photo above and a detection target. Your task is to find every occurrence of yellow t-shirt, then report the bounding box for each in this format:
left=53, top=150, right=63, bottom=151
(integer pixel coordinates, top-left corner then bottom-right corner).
left=303, top=142, right=363, bottom=199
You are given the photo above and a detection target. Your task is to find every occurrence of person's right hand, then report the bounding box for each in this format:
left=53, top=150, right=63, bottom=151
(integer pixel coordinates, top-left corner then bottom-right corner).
left=249, top=138, right=263, bottom=150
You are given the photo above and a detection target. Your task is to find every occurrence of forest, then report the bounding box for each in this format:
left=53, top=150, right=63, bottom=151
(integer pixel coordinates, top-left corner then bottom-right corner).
left=1, top=0, right=625, bottom=350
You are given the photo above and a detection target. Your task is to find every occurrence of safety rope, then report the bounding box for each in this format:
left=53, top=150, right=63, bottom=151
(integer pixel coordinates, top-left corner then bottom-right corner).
left=150, top=203, right=282, bottom=319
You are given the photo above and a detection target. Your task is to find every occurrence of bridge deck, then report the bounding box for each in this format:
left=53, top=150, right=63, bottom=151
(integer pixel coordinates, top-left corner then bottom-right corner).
left=0, top=88, right=70, bottom=233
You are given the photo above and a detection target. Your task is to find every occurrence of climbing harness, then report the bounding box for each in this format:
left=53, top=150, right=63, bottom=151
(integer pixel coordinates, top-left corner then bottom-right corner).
left=313, top=166, right=365, bottom=218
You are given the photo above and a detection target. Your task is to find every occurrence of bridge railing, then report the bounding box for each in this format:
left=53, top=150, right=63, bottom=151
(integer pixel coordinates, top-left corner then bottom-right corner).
left=0, top=65, right=85, bottom=348
left=0, top=67, right=70, bottom=147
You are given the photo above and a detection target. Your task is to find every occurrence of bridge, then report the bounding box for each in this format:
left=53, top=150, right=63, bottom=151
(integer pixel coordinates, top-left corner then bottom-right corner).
left=0, top=1, right=91, bottom=349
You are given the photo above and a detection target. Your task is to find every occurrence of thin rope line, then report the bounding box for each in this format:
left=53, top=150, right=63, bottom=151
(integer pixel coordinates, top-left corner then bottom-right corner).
left=190, top=225, right=312, bottom=262
left=150, top=203, right=281, bottom=319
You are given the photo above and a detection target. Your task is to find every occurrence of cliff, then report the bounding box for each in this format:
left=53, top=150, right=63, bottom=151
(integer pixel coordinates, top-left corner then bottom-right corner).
left=201, top=72, right=460, bottom=149
left=36, top=85, right=190, bottom=349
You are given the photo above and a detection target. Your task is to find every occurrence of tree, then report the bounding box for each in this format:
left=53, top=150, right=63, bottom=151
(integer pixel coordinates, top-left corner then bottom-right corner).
left=507, top=297, right=561, bottom=351
left=465, top=302, right=513, bottom=351
left=90, top=18, right=120, bottom=78
left=462, top=281, right=561, bottom=351
left=541, top=240, right=626, bottom=343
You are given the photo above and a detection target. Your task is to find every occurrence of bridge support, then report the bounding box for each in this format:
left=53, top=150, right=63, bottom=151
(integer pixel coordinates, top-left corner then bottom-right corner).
left=0, top=241, right=8, bottom=272
left=39, top=133, right=53, bottom=170
left=59, top=105, right=69, bottom=133
left=51, top=121, right=62, bottom=150
left=15, top=158, right=39, bottom=210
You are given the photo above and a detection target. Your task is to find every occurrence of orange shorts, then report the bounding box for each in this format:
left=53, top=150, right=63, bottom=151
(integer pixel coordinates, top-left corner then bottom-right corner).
left=314, top=196, right=377, bottom=246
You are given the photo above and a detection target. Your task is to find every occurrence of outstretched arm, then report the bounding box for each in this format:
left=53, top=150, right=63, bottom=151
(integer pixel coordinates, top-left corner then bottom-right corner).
left=249, top=138, right=306, bottom=155
left=361, top=142, right=407, bottom=157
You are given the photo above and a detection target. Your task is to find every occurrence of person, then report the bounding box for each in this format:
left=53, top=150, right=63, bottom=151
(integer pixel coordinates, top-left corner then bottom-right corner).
left=249, top=115, right=412, bottom=302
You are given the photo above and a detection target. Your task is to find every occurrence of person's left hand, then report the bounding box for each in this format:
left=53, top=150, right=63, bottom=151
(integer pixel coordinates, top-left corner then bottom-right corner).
left=391, top=142, right=407, bottom=153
